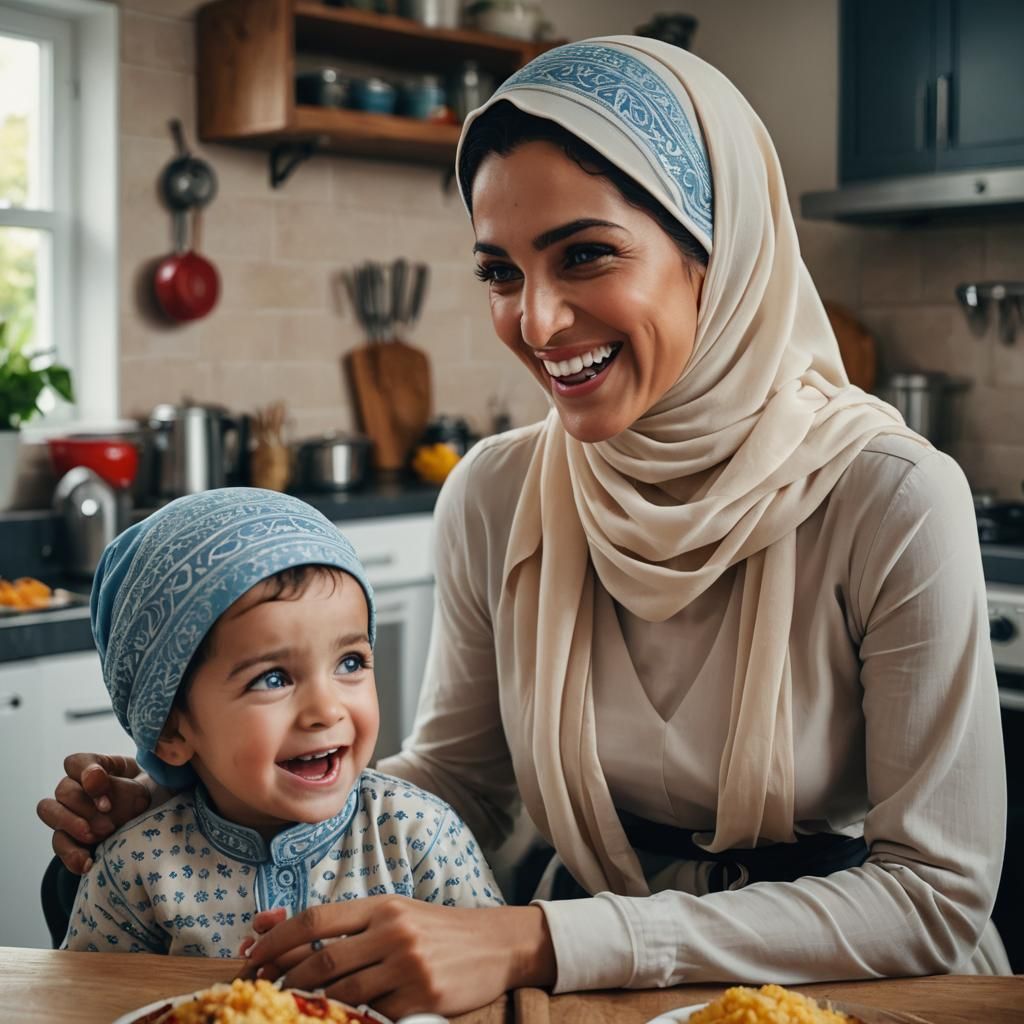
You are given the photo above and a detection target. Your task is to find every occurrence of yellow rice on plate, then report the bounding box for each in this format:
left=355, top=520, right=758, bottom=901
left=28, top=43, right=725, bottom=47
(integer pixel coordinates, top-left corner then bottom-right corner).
left=141, top=979, right=363, bottom=1024
left=690, top=984, right=861, bottom=1024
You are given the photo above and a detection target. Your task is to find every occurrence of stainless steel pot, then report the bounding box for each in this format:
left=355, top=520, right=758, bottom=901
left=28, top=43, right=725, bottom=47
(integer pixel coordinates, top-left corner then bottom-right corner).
left=295, top=433, right=372, bottom=492
left=877, top=372, right=955, bottom=447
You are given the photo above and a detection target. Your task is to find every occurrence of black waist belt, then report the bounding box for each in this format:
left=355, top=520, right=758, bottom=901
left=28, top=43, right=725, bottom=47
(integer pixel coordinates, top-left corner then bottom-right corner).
left=618, top=809, right=869, bottom=885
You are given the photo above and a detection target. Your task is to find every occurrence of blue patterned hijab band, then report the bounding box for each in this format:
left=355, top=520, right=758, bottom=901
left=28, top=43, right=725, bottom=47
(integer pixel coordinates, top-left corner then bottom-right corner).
left=91, top=488, right=375, bottom=788
left=457, top=37, right=714, bottom=253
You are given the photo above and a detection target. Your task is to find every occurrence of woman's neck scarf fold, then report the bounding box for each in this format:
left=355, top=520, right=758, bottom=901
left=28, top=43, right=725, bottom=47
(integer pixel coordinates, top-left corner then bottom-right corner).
left=457, top=37, right=925, bottom=896
left=91, top=488, right=375, bottom=788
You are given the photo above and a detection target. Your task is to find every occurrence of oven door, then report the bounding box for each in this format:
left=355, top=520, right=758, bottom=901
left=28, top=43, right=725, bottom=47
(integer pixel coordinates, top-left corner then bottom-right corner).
left=994, top=672, right=1024, bottom=972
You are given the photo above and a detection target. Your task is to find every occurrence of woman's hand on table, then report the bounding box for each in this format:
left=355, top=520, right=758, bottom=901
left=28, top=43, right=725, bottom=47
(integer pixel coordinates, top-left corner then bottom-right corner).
left=35, top=752, right=156, bottom=873
left=239, top=897, right=556, bottom=1019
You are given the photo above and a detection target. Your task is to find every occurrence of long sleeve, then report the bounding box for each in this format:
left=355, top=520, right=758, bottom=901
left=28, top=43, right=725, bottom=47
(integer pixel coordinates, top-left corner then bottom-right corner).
left=378, top=442, right=523, bottom=850
left=539, top=450, right=1007, bottom=991
left=63, top=842, right=168, bottom=953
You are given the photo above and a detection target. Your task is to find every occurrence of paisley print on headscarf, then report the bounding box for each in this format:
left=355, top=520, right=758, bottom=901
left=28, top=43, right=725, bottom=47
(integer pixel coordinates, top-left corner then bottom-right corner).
left=492, top=42, right=713, bottom=246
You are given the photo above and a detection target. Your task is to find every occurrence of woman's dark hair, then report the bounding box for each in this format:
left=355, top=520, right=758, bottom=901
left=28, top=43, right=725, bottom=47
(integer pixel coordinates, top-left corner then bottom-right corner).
left=458, top=100, right=709, bottom=268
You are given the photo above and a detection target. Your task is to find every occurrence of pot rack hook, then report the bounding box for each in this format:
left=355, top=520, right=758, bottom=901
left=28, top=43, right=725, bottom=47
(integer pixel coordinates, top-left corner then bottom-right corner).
left=169, top=118, right=189, bottom=156
left=270, top=141, right=317, bottom=189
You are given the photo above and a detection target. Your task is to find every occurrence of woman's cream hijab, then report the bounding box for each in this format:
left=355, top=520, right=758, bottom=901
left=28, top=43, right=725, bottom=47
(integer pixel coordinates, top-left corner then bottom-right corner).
left=458, top=37, right=925, bottom=897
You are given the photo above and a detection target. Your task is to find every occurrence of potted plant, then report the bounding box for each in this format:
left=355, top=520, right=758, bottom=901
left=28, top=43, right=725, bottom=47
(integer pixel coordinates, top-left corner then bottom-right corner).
left=0, top=319, right=74, bottom=509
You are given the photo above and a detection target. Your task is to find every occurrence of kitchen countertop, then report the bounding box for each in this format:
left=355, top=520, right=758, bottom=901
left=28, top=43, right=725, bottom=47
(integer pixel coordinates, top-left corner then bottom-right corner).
left=0, top=477, right=440, bottom=664
left=1, top=948, right=1020, bottom=1024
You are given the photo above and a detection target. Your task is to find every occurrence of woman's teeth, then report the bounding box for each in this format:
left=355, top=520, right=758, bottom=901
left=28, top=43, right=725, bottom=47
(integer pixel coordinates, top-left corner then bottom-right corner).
left=542, top=343, right=618, bottom=379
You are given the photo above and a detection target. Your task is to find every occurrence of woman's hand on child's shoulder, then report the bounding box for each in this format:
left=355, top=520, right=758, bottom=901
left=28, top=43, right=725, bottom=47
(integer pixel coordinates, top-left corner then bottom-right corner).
left=36, top=753, right=153, bottom=874
left=239, top=895, right=556, bottom=1018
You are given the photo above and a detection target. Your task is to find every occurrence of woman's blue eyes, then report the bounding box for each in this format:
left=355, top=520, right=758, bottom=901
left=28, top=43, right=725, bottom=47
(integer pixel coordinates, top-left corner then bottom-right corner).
left=246, top=655, right=366, bottom=691
left=474, top=244, right=613, bottom=284
left=566, top=244, right=613, bottom=266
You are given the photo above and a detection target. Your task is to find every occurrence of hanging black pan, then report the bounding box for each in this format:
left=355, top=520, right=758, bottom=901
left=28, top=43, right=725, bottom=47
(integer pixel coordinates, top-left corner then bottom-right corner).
left=160, top=119, right=217, bottom=210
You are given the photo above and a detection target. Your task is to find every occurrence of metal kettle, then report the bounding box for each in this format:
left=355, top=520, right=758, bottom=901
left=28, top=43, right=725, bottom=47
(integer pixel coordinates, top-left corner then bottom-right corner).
left=52, top=467, right=125, bottom=579
left=147, top=403, right=249, bottom=497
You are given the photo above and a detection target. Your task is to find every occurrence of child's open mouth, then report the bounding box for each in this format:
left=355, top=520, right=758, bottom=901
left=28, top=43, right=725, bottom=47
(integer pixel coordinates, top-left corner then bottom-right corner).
left=277, top=746, right=344, bottom=784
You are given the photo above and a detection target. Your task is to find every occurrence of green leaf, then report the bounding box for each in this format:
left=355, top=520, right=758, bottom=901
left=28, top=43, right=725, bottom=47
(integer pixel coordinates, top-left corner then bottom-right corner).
left=45, top=366, right=74, bottom=402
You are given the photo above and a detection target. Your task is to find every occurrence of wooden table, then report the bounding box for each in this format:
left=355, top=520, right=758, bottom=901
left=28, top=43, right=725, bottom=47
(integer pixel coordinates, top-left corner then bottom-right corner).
left=0, top=946, right=1020, bottom=1023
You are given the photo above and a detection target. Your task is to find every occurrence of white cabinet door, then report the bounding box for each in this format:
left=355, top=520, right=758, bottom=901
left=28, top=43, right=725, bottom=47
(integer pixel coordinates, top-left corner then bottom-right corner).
left=0, top=659, right=47, bottom=949
left=0, top=651, right=135, bottom=949
left=334, top=515, right=435, bottom=763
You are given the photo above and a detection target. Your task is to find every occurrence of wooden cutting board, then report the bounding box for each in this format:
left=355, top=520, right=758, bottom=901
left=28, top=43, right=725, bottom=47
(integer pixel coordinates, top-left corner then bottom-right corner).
left=824, top=301, right=878, bottom=392
left=345, top=340, right=432, bottom=472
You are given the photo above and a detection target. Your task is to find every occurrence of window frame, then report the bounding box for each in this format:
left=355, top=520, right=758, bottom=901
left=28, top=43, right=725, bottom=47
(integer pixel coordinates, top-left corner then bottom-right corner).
left=0, top=0, right=118, bottom=434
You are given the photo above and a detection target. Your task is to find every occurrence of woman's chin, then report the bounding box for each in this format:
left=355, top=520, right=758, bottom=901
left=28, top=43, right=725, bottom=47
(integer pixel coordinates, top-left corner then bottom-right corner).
left=558, top=408, right=631, bottom=444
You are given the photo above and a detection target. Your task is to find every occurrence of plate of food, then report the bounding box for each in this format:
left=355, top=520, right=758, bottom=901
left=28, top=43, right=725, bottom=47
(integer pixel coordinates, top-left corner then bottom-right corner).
left=0, top=576, right=87, bottom=615
left=645, top=985, right=931, bottom=1024
left=112, top=978, right=393, bottom=1024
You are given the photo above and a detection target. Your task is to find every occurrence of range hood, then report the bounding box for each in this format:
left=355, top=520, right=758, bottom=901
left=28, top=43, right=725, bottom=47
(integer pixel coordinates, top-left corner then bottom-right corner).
left=801, top=166, right=1024, bottom=223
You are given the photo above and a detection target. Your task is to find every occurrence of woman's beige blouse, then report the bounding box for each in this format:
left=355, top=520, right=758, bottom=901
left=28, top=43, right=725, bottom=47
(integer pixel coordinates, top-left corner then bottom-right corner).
left=379, top=424, right=1007, bottom=990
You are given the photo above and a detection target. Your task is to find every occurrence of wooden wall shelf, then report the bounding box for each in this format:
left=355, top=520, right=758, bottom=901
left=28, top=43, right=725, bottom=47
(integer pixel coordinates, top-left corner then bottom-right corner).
left=196, top=0, right=558, bottom=183
left=293, top=3, right=548, bottom=75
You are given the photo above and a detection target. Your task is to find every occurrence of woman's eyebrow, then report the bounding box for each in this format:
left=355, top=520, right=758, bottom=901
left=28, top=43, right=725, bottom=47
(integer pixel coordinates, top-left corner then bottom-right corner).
left=473, top=241, right=508, bottom=256
left=532, top=218, right=622, bottom=250
left=473, top=218, right=623, bottom=257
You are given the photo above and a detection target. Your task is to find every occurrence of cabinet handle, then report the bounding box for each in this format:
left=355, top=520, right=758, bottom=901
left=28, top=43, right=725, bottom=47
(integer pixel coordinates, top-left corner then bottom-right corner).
left=65, top=708, right=116, bottom=721
left=361, top=554, right=395, bottom=569
left=915, top=82, right=928, bottom=151
left=1, top=694, right=22, bottom=711
left=935, top=74, right=951, bottom=149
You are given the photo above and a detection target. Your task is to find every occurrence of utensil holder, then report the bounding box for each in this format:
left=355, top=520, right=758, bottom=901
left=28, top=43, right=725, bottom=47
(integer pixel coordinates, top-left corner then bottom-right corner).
left=956, top=281, right=1024, bottom=345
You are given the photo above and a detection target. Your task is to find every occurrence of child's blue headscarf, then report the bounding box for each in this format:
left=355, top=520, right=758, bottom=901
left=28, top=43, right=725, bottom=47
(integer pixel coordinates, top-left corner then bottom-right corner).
left=91, top=488, right=375, bottom=787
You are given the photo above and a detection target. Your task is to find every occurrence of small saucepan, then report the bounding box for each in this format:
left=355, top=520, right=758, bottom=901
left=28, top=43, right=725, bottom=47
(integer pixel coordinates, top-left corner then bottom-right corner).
left=154, top=208, right=220, bottom=322
left=295, top=433, right=372, bottom=492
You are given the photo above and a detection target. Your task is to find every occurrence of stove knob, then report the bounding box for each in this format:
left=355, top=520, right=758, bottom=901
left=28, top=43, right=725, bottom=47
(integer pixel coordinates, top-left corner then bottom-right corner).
left=990, top=615, right=1017, bottom=643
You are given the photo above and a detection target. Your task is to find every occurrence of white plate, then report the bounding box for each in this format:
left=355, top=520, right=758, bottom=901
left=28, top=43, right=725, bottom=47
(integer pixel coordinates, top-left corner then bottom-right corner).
left=646, top=1005, right=707, bottom=1024
left=111, top=987, right=390, bottom=1024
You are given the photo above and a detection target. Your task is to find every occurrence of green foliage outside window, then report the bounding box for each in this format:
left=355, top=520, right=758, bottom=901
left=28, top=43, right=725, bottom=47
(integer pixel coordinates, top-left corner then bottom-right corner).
left=0, top=112, right=36, bottom=357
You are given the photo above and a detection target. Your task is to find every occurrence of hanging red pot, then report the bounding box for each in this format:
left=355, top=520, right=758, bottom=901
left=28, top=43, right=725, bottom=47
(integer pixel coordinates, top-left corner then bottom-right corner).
left=154, top=208, right=220, bottom=323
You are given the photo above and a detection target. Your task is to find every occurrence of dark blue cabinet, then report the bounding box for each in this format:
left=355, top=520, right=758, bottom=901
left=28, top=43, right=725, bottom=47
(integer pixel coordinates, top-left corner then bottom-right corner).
left=840, top=0, right=1024, bottom=183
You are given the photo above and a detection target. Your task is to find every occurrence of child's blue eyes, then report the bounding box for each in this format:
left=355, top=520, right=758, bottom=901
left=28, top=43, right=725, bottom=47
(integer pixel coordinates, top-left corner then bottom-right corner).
left=245, top=655, right=367, bottom=691
left=248, top=670, right=289, bottom=692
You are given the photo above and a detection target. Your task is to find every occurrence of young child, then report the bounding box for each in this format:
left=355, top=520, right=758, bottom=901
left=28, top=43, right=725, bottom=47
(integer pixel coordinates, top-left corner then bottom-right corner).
left=64, top=488, right=503, bottom=957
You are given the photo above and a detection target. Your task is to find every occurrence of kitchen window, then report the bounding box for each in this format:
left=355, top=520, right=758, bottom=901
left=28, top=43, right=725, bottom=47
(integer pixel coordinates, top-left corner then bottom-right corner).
left=0, top=0, right=117, bottom=429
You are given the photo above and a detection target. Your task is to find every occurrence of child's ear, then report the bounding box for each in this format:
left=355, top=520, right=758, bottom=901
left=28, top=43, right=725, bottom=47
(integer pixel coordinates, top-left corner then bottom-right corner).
left=154, top=709, right=195, bottom=766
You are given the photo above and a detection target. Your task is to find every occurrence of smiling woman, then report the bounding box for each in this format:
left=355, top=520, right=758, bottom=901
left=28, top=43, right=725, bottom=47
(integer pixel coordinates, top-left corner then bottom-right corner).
left=39, top=35, right=1009, bottom=1017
